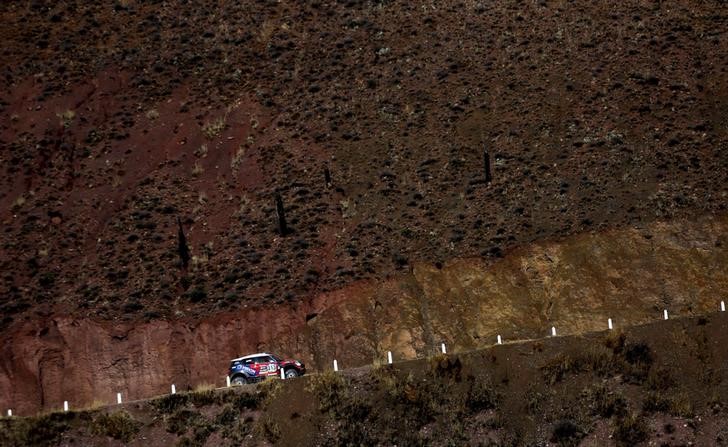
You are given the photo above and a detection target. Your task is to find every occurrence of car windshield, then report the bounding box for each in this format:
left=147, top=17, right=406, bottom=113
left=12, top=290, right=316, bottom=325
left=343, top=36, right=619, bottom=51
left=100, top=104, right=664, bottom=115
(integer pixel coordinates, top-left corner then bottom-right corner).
left=272, top=355, right=282, bottom=362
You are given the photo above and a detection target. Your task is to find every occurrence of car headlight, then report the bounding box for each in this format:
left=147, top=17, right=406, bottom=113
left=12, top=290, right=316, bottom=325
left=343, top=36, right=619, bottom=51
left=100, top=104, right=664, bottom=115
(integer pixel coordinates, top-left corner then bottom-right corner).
left=294, top=361, right=301, bottom=366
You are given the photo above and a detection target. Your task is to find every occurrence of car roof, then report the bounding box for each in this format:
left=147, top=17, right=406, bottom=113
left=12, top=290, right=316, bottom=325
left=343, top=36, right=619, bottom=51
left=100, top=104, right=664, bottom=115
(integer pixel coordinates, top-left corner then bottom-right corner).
left=230, top=352, right=274, bottom=362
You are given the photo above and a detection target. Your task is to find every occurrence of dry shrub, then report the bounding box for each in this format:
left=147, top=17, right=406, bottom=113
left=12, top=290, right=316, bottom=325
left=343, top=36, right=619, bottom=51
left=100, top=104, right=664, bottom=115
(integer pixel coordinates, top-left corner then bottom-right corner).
left=643, top=390, right=693, bottom=417
left=305, top=370, right=347, bottom=414
left=613, top=413, right=649, bottom=446
left=604, top=330, right=626, bottom=354
left=541, top=348, right=616, bottom=385
left=465, top=374, right=498, bottom=413
left=550, top=419, right=585, bottom=446
left=257, top=377, right=283, bottom=406
left=202, top=116, right=226, bottom=139
left=255, top=415, right=281, bottom=443
left=583, top=384, right=627, bottom=418
left=91, top=410, right=140, bottom=442
left=165, top=408, right=202, bottom=435
left=2, top=412, right=83, bottom=447
left=428, top=353, right=462, bottom=381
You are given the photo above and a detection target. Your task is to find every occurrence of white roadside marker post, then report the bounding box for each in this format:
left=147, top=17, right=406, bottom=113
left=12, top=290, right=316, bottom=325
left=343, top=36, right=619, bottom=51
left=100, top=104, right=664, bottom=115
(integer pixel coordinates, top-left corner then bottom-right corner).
left=721, top=300, right=726, bottom=312
left=608, top=318, right=613, bottom=330
left=663, top=309, right=669, bottom=320
left=7, top=409, right=11, bottom=417
left=551, top=326, right=556, bottom=337
left=441, top=343, right=447, bottom=354
left=497, top=335, right=502, bottom=345
left=116, top=393, right=122, bottom=405
left=226, top=376, right=231, bottom=387
left=280, top=367, right=285, bottom=380
left=333, top=359, right=339, bottom=372
left=63, top=401, right=68, bottom=412
left=387, top=351, right=393, bottom=364
left=171, top=384, right=176, bottom=395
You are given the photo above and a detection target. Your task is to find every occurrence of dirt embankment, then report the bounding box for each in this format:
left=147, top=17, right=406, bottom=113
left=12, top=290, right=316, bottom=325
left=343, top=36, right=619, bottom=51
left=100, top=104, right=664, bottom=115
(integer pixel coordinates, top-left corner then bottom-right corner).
left=2, top=313, right=728, bottom=446
left=1, top=215, right=726, bottom=415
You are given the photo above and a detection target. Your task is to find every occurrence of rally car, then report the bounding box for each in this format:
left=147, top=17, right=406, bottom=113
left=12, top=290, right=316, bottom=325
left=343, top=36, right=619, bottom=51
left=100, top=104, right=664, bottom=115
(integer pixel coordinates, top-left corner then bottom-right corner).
left=229, top=352, right=306, bottom=385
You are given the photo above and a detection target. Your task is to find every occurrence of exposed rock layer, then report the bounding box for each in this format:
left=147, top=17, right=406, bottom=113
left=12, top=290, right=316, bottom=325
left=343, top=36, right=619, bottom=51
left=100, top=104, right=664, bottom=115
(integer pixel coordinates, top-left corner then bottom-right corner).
left=2, top=215, right=726, bottom=414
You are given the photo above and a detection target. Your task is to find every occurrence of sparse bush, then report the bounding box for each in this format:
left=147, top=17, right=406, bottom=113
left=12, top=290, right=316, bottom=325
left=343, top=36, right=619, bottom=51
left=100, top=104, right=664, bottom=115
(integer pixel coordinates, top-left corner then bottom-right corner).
left=668, top=392, right=693, bottom=418
left=643, top=391, right=693, bottom=417
left=550, top=419, right=585, bottom=446
left=465, top=375, right=498, bottom=413
left=165, top=408, right=203, bottom=435
left=38, top=272, right=56, bottom=288
left=257, top=377, right=283, bottom=406
left=623, top=342, right=652, bottom=366
left=428, top=353, right=462, bottom=381
left=214, top=404, right=238, bottom=426
left=57, top=109, right=75, bottom=128
left=541, top=348, right=615, bottom=384
left=221, top=418, right=253, bottom=443
left=91, top=410, right=140, bottom=442
left=2, top=412, right=81, bottom=446
left=583, top=384, right=627, bottom=418
left=646, top=367, right=675, bottom=391
left=306, top=370, right=347, bottom=414
left=642, top=391, right=671, bottom=413
left=188, top=287, right=207, bottom=303
left=604, top=330, right=626, bottom=354
left=333, top=395, right=374, bottom=445
left=613, top=413, right=649, bottom=446
left=525, top=385, right=552, bottom=414
left=255, top=415, right=281, bottom=443
left=202, top=116, right=226, bottom=139
left=188, top=388, right=218, bottom=407
left=621, top=342, right=654, bottom=383
left=226, top=390, right=260, bottom=411
left=371, top=366, right=420, bottom=404
left=151, top=392, right=190, bottom=413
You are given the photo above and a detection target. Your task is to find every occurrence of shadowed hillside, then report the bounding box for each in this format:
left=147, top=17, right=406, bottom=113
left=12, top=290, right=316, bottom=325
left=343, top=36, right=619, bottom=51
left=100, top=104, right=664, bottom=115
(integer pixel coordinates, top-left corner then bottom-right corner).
left=1, top=0, right=726, bottom=325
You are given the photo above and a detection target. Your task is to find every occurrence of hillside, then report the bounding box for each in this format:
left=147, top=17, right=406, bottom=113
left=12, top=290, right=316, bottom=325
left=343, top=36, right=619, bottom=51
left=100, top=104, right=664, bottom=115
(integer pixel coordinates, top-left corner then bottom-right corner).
left=1, top=214, right=727, bottom=416
left=1, top=0, right=728, bottom=434
left=1, top=0, right=726, bottom=323
left=2, top=314, right=728, bottom=446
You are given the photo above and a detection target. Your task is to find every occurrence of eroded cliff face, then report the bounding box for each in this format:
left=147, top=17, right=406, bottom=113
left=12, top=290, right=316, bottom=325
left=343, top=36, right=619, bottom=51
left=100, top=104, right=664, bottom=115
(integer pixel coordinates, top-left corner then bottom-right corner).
left=2, top=215, right=727, bottom=414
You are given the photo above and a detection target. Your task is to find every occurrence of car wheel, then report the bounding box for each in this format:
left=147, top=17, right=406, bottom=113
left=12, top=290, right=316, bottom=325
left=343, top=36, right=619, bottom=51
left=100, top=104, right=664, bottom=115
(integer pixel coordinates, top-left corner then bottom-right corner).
left=284, top=369, right=299, bottom=379
left=231, top=375, right=247, bottom=386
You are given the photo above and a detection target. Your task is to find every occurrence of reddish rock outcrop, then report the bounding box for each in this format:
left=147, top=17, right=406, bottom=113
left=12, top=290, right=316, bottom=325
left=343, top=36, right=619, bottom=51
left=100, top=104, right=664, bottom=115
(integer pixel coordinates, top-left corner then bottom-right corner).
left=2, top=215, right=726, bottom=414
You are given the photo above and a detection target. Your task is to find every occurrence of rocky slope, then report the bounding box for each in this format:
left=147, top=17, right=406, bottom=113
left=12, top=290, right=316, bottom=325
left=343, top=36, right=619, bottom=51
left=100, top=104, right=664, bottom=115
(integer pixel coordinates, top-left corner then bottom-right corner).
left=2, top=313, right=728, bottom=446
left=1, top=214, right=726, bottom=414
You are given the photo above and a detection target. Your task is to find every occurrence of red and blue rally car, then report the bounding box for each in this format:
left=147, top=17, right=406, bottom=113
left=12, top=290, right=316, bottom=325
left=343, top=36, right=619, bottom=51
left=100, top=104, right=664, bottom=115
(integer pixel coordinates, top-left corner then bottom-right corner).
left=229, top=352, right=306, bottom=385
